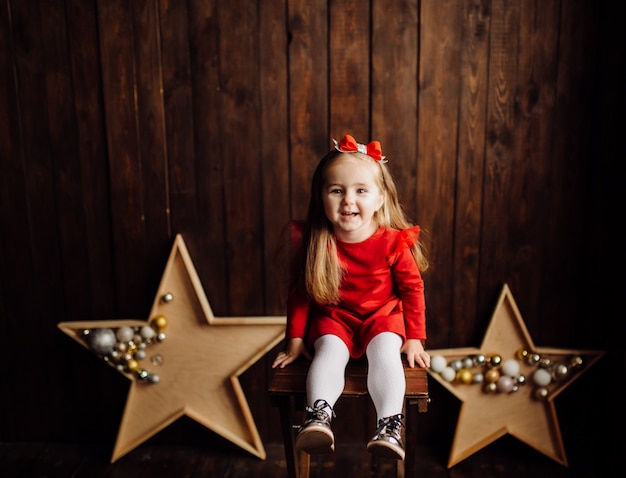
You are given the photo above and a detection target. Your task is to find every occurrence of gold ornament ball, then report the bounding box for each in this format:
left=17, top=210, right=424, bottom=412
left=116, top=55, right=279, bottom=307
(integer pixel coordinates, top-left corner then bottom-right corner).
left=516, top=348, right=529, bottom=360
left=151, top=315, right=168, bottom=331
left=457, top=368, right=474, bottom=384
left=485, top=368, right=500, bottom=383
left=570, top=355, right=584, bottom=369
left=126, top=359, right=139, bottom=372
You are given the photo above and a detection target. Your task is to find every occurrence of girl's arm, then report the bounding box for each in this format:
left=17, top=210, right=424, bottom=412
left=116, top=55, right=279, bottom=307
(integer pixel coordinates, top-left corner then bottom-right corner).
left=391, top=237, right=429, bottom=368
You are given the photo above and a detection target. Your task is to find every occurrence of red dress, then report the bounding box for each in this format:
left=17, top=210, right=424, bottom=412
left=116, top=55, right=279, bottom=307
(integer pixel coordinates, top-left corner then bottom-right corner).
left=286, top=222, right=427, bottom=359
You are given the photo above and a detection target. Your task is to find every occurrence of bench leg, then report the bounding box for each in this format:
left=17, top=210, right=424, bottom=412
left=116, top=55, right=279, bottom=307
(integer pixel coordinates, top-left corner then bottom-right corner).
left=297, top=451, right=311, bottom=478
left=275, top=395, right=310, bottom=478
left=275, top=395, right=298, bottom=478
left=402, top=396, right=429, bottom=478
left=402, top=400, right=413, bottom=478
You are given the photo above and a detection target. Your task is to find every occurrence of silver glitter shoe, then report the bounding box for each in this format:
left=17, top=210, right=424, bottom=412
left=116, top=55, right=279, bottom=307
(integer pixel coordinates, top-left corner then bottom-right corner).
left=295, top=399, right=335, bottom=454
left=366, top=414, right=405, bottom=460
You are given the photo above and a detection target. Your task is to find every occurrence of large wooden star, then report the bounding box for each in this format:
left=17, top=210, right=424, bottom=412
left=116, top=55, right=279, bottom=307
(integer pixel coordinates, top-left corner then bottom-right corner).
left=58, top=234, right=286, bottom=463
left=427, top=284, right=604, bottom=468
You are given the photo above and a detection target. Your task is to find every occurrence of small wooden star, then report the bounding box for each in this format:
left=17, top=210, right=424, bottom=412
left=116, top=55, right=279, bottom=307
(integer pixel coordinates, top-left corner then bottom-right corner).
left=427, top=284, right=604, bottom=468
left=58, top=234, right=286, bottom=463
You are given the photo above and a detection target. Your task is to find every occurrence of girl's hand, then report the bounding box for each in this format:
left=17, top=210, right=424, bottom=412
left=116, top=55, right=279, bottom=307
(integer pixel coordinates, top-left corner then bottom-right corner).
left=401, top=339, right=430, bottom=368
left=272, top=338, right=312, bottom=368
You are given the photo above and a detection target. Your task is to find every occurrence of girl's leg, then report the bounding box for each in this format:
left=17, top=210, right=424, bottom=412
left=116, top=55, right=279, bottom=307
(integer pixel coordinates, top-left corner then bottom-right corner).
left=366, top=332, right=405, bottom=419
left=306, top=334, right=350, bottom=413
left=365, top=332, right=406, bottom=460
left=296, top=334, right=350, bottom=454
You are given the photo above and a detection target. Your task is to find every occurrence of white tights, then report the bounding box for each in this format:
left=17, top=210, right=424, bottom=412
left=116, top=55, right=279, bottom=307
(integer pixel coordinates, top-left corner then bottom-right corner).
left=306, top=332, right=405, bottom=421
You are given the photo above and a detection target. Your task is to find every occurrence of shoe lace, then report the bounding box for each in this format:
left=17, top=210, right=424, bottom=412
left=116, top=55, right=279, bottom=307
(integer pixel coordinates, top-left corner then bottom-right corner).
left=376, top=413, right=404, bottom=436
left=305, top=399, right=336, bottom=421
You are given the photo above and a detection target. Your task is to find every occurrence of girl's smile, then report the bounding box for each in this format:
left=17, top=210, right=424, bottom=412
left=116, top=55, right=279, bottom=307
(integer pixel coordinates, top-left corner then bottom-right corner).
left=322, top=156, right=384, bottom=243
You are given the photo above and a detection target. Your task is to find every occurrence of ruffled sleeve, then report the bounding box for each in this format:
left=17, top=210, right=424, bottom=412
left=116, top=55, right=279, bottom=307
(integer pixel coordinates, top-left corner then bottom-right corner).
left=387, top=225, right=421, bottom=266
left=289, top=220, right=304, bottom=249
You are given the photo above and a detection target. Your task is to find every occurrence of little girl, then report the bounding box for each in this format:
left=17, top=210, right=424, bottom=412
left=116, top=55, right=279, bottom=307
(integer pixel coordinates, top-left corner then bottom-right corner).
left=272, top=134, right=430, bottom=461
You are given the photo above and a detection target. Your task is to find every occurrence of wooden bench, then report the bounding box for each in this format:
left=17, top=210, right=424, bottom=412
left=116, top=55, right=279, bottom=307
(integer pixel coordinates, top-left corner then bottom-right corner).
left=268, top=359, right=429, bottom=478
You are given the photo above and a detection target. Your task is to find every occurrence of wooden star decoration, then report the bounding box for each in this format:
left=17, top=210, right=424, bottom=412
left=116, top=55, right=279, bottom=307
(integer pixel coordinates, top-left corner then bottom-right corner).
left=58, top=234, right=286, bottom=463
left=427, top=283, right=604, bottom=468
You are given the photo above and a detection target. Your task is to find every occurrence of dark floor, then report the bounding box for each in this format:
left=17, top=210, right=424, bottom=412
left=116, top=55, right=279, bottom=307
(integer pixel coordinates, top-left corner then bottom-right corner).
left=0, top=437, right=616, bottom=478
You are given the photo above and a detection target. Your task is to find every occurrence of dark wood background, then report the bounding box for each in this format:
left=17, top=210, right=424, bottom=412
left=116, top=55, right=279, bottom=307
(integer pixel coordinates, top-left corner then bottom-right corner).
left=0, top=0, right=622, bottom=473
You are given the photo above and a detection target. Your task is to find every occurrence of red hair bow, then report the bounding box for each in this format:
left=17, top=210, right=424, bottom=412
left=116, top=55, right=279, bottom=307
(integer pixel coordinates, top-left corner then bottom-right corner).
left=333, top=134, right=386, bottom=162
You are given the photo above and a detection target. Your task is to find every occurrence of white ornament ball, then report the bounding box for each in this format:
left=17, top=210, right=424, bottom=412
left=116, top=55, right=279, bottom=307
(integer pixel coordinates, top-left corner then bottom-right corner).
left=532, top=368, right=552, bottom=387
left=141, top=325, right=156, bottom=340
left=116, top=326, right=134, bottom=342
left=441, top=366, right=456, bottom=382
left=501, top=359, right=520, bottom=377
left=497, top=375, right=515, bottom=393
left=430, top=355, right=447, bottom=373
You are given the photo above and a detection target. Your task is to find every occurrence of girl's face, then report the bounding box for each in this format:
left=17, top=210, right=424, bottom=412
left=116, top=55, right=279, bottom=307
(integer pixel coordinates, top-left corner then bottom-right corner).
left=321, top=155, right=385, bottom=243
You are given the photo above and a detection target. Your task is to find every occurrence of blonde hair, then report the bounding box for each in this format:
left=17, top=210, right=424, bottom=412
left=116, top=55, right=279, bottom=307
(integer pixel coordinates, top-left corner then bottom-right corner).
left=297, top=150, right=428, bottom=304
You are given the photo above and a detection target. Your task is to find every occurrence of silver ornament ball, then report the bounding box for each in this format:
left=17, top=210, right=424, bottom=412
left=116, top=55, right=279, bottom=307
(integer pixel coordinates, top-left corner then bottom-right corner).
left=86, top=328, right=117, bottom=355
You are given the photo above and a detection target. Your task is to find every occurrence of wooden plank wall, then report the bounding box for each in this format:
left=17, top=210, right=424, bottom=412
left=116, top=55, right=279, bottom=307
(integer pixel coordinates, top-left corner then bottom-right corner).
left=0, top=0, right=621, bottom=465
